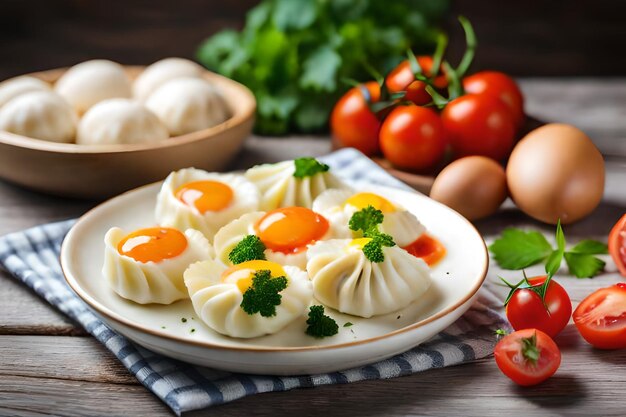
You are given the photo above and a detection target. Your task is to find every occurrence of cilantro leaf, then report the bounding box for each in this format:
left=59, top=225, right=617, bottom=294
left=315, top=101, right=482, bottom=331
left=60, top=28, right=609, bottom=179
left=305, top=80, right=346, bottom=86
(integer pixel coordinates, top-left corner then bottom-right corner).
left=196, top=1, right=446, bottom=134
left=349, top=206, right=384, bottom=235
left=564, top=252, right=606, bottom=278
left=299, top=45, right=342, bottom=93
left=305, top=305, right=338, bottom=338
left=293, top=157, right=330, bottom=178
left=569, top=240, right=609, bottom=255
left=229, top=235, right=267, bottom=265
left=489, top=229, right=553, bottom=270
left=240, top=270, right=288, bottom=317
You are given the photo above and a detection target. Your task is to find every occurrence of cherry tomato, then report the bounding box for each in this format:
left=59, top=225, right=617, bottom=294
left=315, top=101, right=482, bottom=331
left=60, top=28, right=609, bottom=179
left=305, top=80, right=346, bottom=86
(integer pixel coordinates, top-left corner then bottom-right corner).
left=330, top=81, right=381, bottom=156
left=379, top=105, right=446, bottom=171
left=385, top=57, right=447, bottom=106
left=506, top=276, right=572, bottom=338
left=494, top=329, right=561, bottom=386
left=608, top=213, right=626, bottom=277
left=573, top=283, right=626, bottom=349
left=463, top=71, right=525, bottom=128
left=442, top=93, right=516, bottom=160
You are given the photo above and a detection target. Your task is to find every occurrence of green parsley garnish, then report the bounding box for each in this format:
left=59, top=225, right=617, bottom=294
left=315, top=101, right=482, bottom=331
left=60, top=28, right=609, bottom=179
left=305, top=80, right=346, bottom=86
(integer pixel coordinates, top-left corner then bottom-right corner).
left=305, top=305, right=338, bottom=338
left=362, top=233, right=395, bottom=263
left=293, top=157, right=329, bottom=178
left=349, top=206, right=396, bottom=262
left=229, top=235, right=267, bottom=265
left=240, top=270, right=288, bottom=317
left=349, top=205, right=384, bottom=235
left=343, top=322, right=353, bottom=328
left=489, top=220, right=607, bottom=279
left=181, top=318, right=187, bottom=323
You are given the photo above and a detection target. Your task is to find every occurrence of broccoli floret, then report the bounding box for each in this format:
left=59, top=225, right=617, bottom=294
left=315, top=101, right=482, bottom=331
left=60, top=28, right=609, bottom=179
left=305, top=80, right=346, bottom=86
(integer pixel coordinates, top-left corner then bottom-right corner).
left=349, top=205, right=384, bottom=235
left=229, top=235, right=267, bottom=265
left=305, top=305, right=338, bottom=338
left=240, top=270, right=288, bottom=317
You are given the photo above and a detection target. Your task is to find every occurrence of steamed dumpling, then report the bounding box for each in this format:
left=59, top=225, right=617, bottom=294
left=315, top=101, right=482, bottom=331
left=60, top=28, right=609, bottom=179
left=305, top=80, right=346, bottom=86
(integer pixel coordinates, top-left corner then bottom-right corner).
left=0, top=90, right=76, bottom=143
left=313, top=189, right=425, bottom=247
left=103, top=226, right=213, bottom=304
left=0, top=76, right=50, bottom=108
left=155, top=168, right=260, bottom=241
left=145, top=77, right=230, bottom=136
left=133, top=57, right=205, bottom=101
left=76, top=98, right=168, bottom=145
left=245, top=158, right=349, bottom=210
left=213, top=207, right=333, bottom=269
left=184, top=259, right=312, bottom=338
left=307, top=239, right=432, bottom=318
left=55, top=59, right=132, bottom=115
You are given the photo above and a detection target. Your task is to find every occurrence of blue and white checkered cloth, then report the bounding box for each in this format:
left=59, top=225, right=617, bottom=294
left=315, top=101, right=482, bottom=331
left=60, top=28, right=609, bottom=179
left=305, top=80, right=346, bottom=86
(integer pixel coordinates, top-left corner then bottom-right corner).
left=0, top=148, right=507, bottom=415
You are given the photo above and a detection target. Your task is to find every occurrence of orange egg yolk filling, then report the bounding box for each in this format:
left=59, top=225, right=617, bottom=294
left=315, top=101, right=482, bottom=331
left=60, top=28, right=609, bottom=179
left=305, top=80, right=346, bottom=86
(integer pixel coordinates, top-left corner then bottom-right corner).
left=221, top=260, right=286, bottom=292
left=117, top=227, right=187, bottom=263
left=403, top=234, right=446, bottom=266
left=344, top=192, right=396, bottom=213
left=254, top=207, right=329, bottom=254
left=175, top=180, right=234, bottom=213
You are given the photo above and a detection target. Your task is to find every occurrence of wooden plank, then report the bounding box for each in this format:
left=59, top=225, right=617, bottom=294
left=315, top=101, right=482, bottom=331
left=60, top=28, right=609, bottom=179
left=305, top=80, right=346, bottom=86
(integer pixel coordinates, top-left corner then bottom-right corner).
left=0, top=376, right=168, bottom=417
left=0, top=335, right=135, bottom=384
left=0, top=271, right=83, bottom=336
left=0, top=335, right=624, bottom=417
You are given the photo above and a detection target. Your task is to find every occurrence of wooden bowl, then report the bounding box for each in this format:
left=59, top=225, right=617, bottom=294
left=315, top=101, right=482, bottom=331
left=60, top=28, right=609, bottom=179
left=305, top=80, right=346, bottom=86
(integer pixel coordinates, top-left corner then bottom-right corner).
left=0, top=66, right=255, bottom=199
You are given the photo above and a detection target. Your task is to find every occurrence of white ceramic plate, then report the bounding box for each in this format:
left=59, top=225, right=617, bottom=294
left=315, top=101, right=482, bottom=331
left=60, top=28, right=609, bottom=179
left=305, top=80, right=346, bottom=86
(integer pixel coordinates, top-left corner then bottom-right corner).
left=61, top=182, right=488, bottom=375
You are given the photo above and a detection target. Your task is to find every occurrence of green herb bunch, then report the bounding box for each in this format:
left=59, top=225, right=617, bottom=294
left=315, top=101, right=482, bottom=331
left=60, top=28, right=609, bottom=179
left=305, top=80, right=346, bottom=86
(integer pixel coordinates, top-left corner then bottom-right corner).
left=197, top=0, right=448, bottom=134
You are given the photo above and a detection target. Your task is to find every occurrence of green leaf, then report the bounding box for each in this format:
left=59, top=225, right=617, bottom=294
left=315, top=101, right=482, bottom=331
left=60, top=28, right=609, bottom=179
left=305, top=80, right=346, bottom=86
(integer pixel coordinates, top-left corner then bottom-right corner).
left=272, top=0, right=318, bottom=31
left=489, top=229, right=554, bottom=270
left=196, top=30, right=240, bottom=71
left=294, top=102, right=330, bottom=132
left=299, top=46, right=342, bottom=92
left=555, top=220, right=566, bottom=252
left=293, top=157, right=330, bottom=178
left=245, top=2, right=271, bottom=34
left=545, top=249, right=563, bottom=278
left=569, top=240, right=608, bottom=255
left=564, top=252, right=606, bottom=278
left=256, top=89, right=299, bottom=119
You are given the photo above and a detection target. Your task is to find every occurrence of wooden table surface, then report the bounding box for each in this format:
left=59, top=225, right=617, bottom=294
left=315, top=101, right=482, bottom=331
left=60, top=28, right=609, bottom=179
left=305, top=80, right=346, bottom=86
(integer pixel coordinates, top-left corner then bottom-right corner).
left=0, top=79, right=625, bottom=417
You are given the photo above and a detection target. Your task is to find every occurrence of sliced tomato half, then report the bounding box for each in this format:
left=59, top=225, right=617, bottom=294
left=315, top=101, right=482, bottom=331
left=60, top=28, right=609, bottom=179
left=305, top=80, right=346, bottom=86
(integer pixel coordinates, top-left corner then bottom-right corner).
left=573, top=283, right=626, bottom=349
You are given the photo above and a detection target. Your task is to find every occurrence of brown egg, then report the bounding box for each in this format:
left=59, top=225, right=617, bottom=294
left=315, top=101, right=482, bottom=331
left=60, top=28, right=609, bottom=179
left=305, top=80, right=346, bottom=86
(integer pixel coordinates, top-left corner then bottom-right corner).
left=430, top=156, right=508, bottom=220
left=506, top=123, right=604, bottom=225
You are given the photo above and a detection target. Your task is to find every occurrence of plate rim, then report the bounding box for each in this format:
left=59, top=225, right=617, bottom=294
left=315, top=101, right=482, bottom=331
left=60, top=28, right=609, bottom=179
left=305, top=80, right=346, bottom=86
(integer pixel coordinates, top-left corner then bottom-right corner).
left=61, top=181, right=489, bottom=353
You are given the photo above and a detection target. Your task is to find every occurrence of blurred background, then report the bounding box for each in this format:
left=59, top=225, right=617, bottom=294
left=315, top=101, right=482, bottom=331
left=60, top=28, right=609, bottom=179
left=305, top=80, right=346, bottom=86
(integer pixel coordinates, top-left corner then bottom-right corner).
left=1, top=0, right=623, bottom=78
left=1, top=0, right=625, bottom=155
